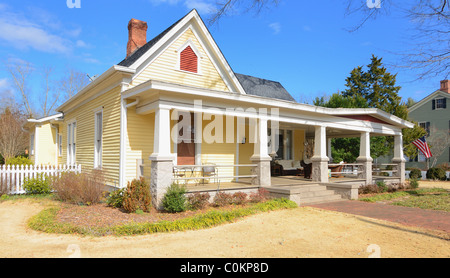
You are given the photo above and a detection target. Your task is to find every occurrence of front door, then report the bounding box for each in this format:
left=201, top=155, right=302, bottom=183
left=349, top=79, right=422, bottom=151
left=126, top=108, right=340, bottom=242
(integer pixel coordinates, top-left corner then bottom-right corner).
left=177, top=112, right=195, bottom=165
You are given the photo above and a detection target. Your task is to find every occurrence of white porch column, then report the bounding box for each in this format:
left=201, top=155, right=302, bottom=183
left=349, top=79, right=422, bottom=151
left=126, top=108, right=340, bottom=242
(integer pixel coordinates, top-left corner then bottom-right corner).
left=392, top=134, right=406, bottom=183
left=327, top=137, right=333, bottom=162
left=356, top=131, right=373, bottom=185
left=149, top=106, right=175, bottom=209
left=311, top=126, right=329, bottom=182
left=251, top=113, right=271, bottom=187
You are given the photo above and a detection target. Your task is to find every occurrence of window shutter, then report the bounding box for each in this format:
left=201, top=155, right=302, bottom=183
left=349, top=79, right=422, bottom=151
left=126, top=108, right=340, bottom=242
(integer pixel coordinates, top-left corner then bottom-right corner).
left=180, top=46, right=198, bottom=73
left=443, top=98, right=447, bottom=109
left=432, top=99, right=436, bottom=110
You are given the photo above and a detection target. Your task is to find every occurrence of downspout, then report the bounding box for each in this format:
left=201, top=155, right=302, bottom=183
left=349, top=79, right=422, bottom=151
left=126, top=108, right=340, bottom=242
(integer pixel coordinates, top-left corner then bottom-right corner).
left=125, top=97, right=140, bottom=109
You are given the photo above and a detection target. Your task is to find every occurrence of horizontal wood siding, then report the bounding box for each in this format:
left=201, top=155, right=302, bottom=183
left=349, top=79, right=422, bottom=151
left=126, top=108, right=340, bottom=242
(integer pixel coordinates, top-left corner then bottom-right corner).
left=125, top=109, right=154, bottom=183
left=131, top=28, right=230, bottom=92
left=62, top=86, right=122, bottom=186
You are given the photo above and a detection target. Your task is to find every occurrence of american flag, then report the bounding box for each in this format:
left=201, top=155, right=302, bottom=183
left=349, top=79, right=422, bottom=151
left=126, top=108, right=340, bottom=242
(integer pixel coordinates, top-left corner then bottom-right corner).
left=412, top=136, right=432, bottom=158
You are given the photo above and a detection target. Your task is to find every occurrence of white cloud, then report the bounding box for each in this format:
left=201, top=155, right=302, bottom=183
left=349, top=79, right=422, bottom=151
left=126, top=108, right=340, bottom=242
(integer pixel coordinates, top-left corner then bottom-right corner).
left=269, top=22, right=281, bottom=35
left=0, top=6, right=85, bottom=54
left=0, top=17, right=71, bottom=53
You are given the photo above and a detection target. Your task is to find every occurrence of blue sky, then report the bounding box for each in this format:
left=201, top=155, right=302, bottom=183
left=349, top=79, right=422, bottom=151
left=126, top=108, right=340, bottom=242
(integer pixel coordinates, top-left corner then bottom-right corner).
left=0, top=0, right=444, bottom=109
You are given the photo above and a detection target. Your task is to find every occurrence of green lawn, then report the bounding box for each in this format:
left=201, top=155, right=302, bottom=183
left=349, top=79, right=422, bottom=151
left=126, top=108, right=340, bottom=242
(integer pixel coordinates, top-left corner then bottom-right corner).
left=359, top=188, right=450, bottom=212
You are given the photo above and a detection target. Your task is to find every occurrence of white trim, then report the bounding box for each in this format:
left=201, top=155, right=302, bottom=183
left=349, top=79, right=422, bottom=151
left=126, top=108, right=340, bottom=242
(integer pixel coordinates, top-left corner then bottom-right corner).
left=27, top=113, right=63, bottom=123
left=123, top=80, right=414, bottom=130
left=125, top=10, right=246, bottom=94
left=94, top=109, right=103, bottom=169
left=175, top=38, right=203, bottom=75
left=57, top=65, right=135, bottom=112
left=409, top=90, right=448, bottom=113
left=435, top=97, right=446, bottom=110
left=67, top=119, right=77, bottom=165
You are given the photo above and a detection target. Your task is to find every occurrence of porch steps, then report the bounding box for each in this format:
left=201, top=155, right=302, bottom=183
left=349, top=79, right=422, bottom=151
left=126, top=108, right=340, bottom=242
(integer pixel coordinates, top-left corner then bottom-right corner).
left=263, top=183, right=344, bottom=206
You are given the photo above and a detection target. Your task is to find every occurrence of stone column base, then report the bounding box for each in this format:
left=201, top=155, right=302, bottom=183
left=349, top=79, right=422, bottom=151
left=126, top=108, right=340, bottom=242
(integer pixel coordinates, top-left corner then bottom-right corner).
left=311, top=157, right=329, bottom=183
left=149, top=155, right=175, bottom=210
left=251, top=156, right=272, bottom=187
left=392, top=158, right=406, bottom=184
left=356, top=157, right=373, bottom=185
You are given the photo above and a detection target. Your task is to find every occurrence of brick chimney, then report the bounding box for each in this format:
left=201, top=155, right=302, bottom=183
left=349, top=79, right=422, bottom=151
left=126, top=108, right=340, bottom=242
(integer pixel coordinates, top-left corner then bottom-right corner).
left=127, top=19, right=148, bottom=58
left=440, top=80, right=449, bottom=93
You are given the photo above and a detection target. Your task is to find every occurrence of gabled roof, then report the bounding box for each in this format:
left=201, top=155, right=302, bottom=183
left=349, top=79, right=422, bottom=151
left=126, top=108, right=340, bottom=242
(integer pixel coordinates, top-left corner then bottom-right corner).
left=235, top=73, right=295, bottom=102
left=118, top=13, right=188, bottom=67
left=408, top=90, right=449, bottom=113
left=116, top=9, right=296, bottom=101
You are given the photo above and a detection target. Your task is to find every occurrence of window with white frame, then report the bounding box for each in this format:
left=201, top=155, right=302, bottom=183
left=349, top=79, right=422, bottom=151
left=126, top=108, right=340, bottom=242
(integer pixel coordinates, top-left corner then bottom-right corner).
left=94, top=111, right=103, bottom=168
left=435, top=98, right=446, bottom=109
left=67, top=122, right=76, bottom=165
left=58, top=134, right=63, bottom=157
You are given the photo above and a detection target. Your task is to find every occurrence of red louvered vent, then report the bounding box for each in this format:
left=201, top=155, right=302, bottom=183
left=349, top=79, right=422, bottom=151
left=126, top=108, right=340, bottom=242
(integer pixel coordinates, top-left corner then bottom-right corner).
left=180, top=46, right=198, bottom=73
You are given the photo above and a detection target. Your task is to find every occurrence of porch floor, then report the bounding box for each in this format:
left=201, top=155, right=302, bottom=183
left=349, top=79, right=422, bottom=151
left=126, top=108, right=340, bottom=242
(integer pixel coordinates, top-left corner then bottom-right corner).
left=185, top=175, right=365, bottom=192
left=185, top=175, right=401, bottom=193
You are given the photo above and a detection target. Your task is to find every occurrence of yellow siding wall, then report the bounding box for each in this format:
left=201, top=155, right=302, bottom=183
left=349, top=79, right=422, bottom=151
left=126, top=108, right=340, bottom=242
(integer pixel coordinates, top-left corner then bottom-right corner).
left=131, top=28, right=230, bottom=92
left=33, top=123, right=57, bottom=165
left=125, top=109, right=154, bottom=183
left=293, top=129, right=305, bottom=161
left=62, top=86, right=122, bottom=186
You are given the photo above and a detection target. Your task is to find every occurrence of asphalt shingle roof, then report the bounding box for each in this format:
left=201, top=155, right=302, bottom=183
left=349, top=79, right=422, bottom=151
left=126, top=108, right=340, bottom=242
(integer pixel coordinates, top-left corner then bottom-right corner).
left=235, top=73, right=295, bottom=102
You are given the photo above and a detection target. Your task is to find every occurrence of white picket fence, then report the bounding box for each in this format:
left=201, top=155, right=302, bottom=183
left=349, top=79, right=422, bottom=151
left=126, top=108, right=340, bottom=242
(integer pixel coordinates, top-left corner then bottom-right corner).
left=0, top=164, right=82, bottom=195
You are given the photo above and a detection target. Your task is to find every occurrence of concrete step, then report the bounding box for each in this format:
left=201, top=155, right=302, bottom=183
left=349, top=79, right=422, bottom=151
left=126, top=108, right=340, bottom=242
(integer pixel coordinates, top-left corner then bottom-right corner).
left=264, top=184, right=344, bottom=206
left=300, top=194, right=343, bottom=205
left=299, top=189, right=336, bottom=198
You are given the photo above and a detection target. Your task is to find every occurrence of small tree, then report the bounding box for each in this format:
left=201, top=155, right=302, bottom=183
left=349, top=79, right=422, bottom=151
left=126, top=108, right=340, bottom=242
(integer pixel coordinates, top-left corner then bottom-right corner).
left=0, top=107, right=29, bottom=163
left=427, top=126, right=450, bottom=168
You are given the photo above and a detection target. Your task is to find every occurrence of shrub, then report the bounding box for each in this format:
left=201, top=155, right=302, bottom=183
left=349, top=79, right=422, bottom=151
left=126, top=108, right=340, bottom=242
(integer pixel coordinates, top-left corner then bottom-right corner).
left=249, top=188, right=269, bottom=203
left=232, top=192, right=248, bottom=205
left=51, top=170, right=105, bottom=205
left=359, top=184, right=380, bottom=194
left=106, top=188, right=126, bottom=208
left=187, top=192, right=210, bottom=210
left=376, top=181, right=388, bottom=193
left=23, top=173, right=52, bottom=194
left=123, top=177, right=152, bottom=213
left=162, top=183, right=187, bottom=213
left=409, top=168, right=422, bottom=180
left=212, top=191, right=233, bottom=207
left=6, top=156, right=33, bottom=166
left=426, top=167, right=446, bottom=181
left=409, top=179, right=419, bottom=189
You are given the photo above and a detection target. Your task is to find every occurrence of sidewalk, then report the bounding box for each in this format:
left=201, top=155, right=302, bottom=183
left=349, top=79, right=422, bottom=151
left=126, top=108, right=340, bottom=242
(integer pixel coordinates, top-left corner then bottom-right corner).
left=309, top=200, right=450, bottom=233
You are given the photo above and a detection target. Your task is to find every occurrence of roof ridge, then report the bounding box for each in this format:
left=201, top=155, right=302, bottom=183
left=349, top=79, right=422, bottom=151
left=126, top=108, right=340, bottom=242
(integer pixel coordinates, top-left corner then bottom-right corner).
left=118, top=10, right=194, bottom=67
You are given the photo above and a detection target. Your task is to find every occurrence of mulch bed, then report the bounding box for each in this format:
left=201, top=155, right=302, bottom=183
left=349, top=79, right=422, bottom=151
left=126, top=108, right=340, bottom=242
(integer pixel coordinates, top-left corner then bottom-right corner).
left=56, top=203, right=241, bottom=228
left=56, top=203, right=208, bottom=228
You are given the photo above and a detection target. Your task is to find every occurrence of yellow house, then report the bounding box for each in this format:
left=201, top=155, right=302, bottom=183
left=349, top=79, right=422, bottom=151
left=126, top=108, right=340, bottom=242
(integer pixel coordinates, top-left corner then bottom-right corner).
left=27, top=9, right=414, bottom=207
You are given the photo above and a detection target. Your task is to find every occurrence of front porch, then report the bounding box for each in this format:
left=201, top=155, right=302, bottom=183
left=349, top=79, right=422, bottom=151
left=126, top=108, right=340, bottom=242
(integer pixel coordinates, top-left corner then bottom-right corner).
left=121, top=83, right=412, bottom=208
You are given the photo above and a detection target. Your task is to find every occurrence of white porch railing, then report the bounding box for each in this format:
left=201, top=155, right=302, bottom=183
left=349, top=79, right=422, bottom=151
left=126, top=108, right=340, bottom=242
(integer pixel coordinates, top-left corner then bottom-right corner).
left=372, top=163, right=398, bottom=177
left=328, top=163, right=363, bottom=176
left=0, top=164, right=82, bottom=195
left=172, top=164, right=257, bottom=187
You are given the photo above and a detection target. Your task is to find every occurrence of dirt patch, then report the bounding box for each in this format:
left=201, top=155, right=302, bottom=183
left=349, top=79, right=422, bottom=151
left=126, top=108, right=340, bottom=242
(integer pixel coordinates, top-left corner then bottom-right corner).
left=1, top=198, right=449, bottom=258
